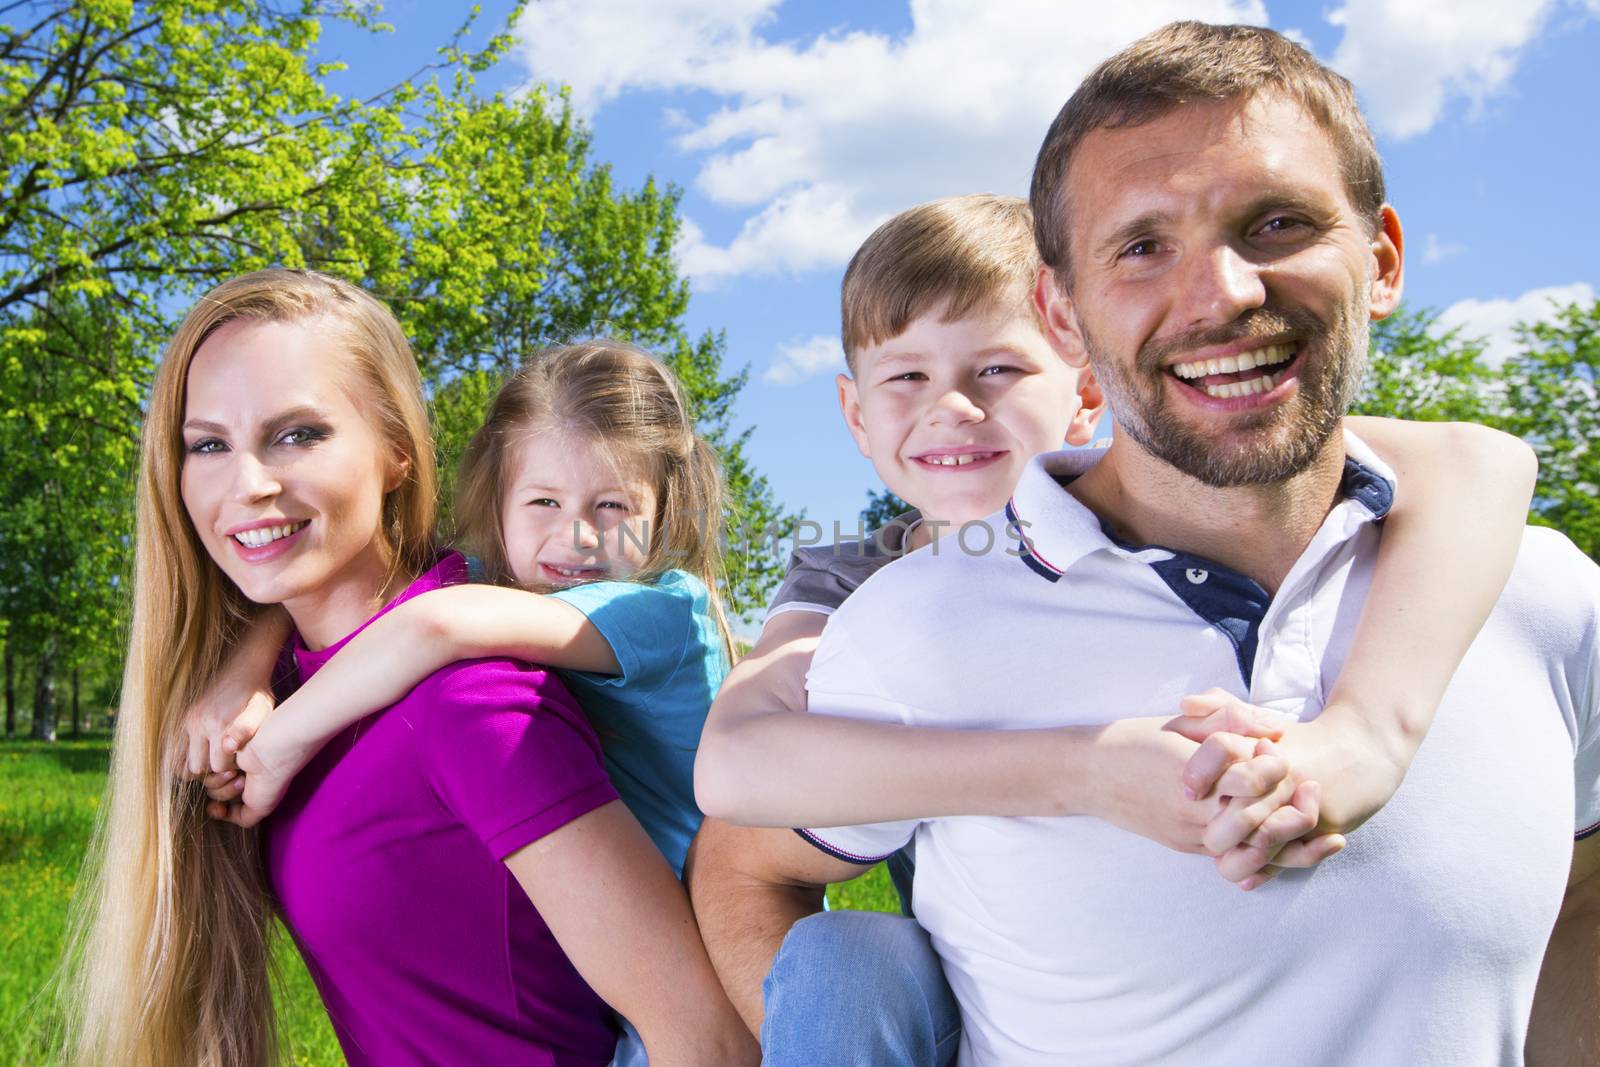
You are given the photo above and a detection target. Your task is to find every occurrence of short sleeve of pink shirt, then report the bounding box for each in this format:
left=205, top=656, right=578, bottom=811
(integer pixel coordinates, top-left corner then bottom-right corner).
left=414, top=657, right=621, bottom=859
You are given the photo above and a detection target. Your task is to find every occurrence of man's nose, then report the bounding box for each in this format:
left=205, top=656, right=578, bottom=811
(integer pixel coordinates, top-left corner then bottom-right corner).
left=1177, top=242, right=1267, bottom=330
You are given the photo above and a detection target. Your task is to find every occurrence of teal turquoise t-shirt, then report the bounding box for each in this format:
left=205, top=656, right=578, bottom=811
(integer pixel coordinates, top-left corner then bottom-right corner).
left=548, top=569, right=726, bottom=876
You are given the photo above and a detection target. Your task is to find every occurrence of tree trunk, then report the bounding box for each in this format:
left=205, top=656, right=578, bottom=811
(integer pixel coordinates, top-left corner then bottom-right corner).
left=30, top=640, right=57, bottom=742
left=4, top=640, right=14, bottom=740
left=71, top=665, right=81, bottom=737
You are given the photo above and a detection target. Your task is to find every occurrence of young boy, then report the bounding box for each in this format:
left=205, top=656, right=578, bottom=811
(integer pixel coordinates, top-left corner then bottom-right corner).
left=687, top=193, right=1536, bottom=1065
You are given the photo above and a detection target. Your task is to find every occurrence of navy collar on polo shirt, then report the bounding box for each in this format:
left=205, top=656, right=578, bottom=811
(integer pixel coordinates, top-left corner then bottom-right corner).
left=1005, top=431, right=1396, bottom=685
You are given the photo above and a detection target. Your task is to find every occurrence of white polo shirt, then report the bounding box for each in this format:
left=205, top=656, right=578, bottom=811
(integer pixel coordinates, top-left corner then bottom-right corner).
left=802, top=433, right=1600, bottom=1066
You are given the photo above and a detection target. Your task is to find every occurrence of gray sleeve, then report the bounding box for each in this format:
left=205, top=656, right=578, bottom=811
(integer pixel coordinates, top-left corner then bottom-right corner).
left=764, top=546, right=859, bottom=620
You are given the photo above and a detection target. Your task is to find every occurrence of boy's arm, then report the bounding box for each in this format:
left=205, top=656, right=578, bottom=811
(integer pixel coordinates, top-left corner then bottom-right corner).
left=1191, top=419, right=1536, bottom=835
left=695, top=611, right=1327, bottom=882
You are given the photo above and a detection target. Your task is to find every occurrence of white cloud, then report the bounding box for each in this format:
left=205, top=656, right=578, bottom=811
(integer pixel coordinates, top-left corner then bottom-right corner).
left=1421, top=232, right=1466, bottom=264
left=1433, top=282, right=1595, bottom=365
left=1325, top=0, right=1595, bottom=140
left=763, top=334, right=844, bottom=386
left=515, top=0, right=1266, bottom=284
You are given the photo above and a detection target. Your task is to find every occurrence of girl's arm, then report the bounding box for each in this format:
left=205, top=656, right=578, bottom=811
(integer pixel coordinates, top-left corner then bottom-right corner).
left=1178, top=419, right=1538, bottom=834
left=505, top=800, right=760, bottom=1065
left=693, top=610, right=1330, bottom=885
left=179, top=606, right=291, bottom=777
left=210, top=584, right=619, bottom=825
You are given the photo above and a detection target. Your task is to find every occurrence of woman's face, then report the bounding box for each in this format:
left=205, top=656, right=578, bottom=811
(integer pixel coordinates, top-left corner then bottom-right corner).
left=180, top=318, right=402, bottom=647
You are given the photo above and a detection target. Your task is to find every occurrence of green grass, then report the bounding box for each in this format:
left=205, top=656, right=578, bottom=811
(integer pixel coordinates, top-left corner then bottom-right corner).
left=0, top=736, right=340, bottom=1065
left=1, top=735, right=896, bottom=1065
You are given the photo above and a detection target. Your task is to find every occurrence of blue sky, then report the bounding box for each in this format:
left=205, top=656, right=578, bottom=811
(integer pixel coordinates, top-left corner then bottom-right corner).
left=322, top=1, right=1600, bottom=529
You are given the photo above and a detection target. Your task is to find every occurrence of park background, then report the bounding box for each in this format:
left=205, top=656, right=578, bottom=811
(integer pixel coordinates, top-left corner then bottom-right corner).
left=2, top=0, right=1598, bottom=1062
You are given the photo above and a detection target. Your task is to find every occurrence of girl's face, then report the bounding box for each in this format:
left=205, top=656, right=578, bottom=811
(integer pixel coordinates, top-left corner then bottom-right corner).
left=180, top=318, right=403, bottom=648
left=500, top=427, right=660, bottom=588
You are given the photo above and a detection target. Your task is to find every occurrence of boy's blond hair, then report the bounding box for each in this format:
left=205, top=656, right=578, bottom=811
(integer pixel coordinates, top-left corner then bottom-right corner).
left=840, top=194, right=1040, bottom=371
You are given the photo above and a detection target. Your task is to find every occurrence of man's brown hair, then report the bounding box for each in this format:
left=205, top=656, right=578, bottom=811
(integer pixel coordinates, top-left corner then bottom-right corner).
left=1030, top=21, right=1385, bottom=287
left=841, top=193, right=1039, bottom=370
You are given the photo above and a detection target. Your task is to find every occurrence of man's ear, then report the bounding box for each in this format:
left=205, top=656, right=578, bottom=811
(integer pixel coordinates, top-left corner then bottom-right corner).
left=1064, top=363, right=1106, bottom=447
left=836, top=373, right=872, bottom=459
left=1368, top=204, right=1404, bottom=320
left=1036, top=265, right=1090, bottom=369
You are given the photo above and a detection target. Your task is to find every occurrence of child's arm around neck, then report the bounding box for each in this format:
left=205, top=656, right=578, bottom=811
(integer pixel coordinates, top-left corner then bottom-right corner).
left=212, top=583, right=621, bottom=826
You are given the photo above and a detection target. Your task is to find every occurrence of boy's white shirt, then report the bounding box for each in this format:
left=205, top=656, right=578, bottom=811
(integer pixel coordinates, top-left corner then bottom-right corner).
left=800, top=432, right=1600, bottom=1066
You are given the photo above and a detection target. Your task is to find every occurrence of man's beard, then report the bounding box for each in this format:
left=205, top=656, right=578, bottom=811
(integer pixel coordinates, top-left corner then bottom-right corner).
left=1084, top=295, right=1369, bottom=488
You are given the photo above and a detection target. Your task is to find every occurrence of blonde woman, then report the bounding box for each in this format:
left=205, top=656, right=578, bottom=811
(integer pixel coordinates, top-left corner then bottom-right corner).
left=62, top=270, right=755, bottom=1067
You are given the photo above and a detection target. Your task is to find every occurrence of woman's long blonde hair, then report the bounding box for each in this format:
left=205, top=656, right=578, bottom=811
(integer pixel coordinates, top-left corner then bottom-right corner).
left=456, top=340, right=735, bottom=660
left=60, top=270, right=436, bottom=1067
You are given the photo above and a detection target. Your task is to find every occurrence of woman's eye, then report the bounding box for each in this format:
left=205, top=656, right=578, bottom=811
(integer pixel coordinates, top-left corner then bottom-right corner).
left=186, top=438, right=226, bottom=455
left=277, top=427, right=324, bottom=447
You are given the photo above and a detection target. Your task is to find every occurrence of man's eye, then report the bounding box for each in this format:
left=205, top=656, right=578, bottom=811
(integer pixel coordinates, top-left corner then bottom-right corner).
left=186, top=438, right=226, bottom=455
left=1258, top=216, right=1308, bottom=236
left=1121, top=239, right=1161, bottom=258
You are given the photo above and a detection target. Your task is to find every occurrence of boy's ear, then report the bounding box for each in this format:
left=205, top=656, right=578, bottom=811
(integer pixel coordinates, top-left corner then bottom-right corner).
left=837, top=373, right=872, bottom=459
left=1367, top=204, right=1405, bottom=321
left=1064, top=363, right=1106, bottom=447
left=1036, top=265, right=1090, bottom=370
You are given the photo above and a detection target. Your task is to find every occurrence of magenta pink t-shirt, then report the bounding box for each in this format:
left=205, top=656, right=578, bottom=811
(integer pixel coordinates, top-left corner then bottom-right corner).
left=263, top=552, right=622, bottom=1066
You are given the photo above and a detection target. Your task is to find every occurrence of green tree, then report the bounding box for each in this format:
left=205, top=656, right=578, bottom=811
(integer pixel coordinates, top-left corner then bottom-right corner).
left=1498, top=300, right=1600, bottom=559
left=861, top=487, right=910, bottom=530
left=1351, top=306, right=1498, bottom=423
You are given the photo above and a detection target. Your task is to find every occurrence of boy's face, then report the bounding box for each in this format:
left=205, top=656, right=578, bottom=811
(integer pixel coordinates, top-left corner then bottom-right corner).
left=838, top=301, right=1100, bottom=527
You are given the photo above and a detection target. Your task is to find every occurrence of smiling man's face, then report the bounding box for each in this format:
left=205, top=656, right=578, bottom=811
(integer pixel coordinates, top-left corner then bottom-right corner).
left=1040, top=91, right=1402, bottom=487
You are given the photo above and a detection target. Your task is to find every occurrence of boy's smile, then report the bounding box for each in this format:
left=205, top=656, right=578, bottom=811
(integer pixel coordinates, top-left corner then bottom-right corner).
left=839, top=301, right=1100, bottom=540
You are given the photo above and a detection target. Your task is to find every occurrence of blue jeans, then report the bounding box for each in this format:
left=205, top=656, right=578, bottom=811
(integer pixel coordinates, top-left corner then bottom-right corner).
left=760, top=910, right=961, bottom=1067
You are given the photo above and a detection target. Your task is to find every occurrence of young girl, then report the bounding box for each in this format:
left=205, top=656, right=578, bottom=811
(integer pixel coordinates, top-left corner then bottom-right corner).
left=197, top=341, right=734, bottom=884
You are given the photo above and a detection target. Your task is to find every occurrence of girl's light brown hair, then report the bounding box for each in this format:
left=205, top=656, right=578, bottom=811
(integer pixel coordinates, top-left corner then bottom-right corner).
left=60, top=269, right=436, bottom=1066
left=456, top=340, right=734, bottom=660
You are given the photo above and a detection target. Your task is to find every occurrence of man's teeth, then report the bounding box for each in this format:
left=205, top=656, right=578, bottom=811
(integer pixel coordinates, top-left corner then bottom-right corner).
left=233, top=522, right=307, bottom=548
left=1200, top=373, right=1280, bottom=399
left=1170, top=342, right=1295, bottom=381
left=922, top=452, right=994, bottom=467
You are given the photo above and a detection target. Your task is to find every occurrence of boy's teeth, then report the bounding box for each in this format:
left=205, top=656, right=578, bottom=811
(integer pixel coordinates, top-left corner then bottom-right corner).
left=233, top=521, right=306, bottom=548
left=924, top=452, right=992, bottom=467
left=1171, top=342, right=1295, bottom=381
